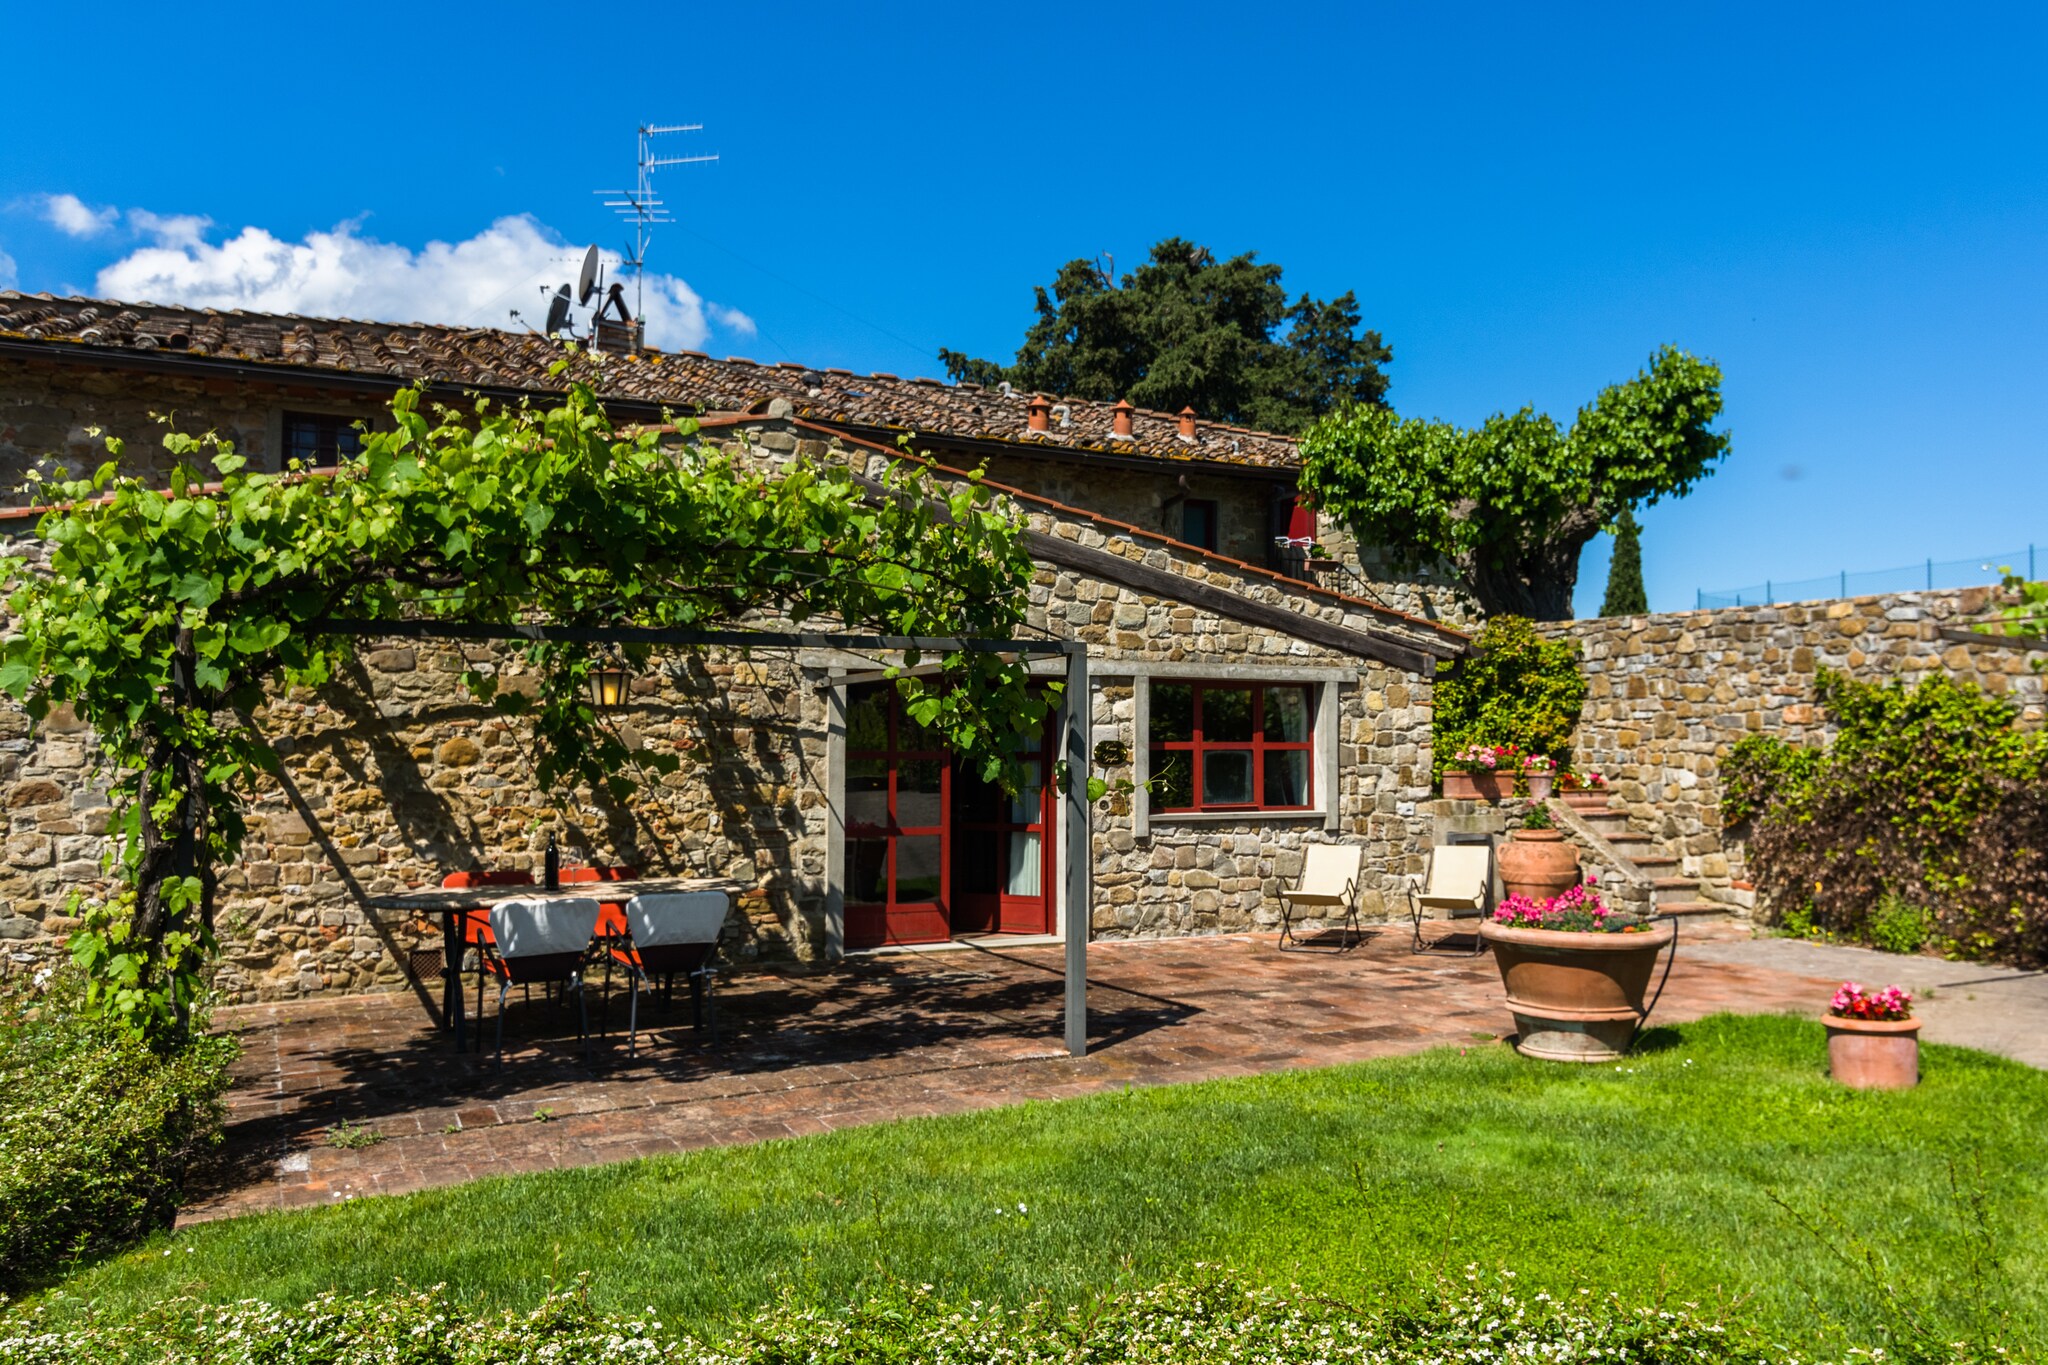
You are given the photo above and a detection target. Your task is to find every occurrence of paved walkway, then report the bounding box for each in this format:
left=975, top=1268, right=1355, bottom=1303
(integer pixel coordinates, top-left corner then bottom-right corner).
left=1683, top=936, right=2048, bottom=1068
left=181, top=922, right=2013, bottom=1224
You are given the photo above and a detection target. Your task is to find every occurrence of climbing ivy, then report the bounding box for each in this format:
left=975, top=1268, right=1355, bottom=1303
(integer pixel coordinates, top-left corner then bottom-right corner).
left=1722, top=669, right=2048, bottom=965
left=1431, top=616, right=1586, bottom=786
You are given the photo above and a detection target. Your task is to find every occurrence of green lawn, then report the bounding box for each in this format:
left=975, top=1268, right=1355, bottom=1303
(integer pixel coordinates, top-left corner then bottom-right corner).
left=34, top=1015, right=2048, bottom=1353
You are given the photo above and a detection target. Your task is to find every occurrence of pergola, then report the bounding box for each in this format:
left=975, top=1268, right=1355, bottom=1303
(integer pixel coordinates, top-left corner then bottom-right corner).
left=318, top=617, right=1094, bottom=1057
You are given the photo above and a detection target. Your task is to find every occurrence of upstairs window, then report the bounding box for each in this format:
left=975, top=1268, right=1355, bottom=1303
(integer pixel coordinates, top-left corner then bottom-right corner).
left=282, top=411, right=363, bottom=469
left=1149, top=681, right=1314, bottom=812
left=1181, top=498, right=1218, bottom=551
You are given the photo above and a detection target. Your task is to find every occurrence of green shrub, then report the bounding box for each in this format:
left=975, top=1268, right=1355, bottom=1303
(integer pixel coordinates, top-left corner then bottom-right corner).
left=1868, top=893, right=1936, bottom=955
left=1721, top=669, right=2048, bottom=966
left=1432, top=616, right=1586, bottom=785
left=0, top=968, right=235, bottom=1290
left=0, top=1270, right=1976, bottom=1365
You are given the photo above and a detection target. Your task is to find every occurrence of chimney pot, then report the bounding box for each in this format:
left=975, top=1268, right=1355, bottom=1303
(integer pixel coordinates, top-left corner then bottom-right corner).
left=1177, top=406, right=1197, bottom=440
left=1112, top=398, right=1134, bottom=438
left=1026, top=393, right=1051, bottom=433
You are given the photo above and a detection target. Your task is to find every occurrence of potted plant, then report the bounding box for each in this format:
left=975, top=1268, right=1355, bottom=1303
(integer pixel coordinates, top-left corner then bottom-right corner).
left=1442, top=743, right=1525, bottom=801
left=1479, top=885, right=1674, bottom=1062
left=1555, top=768, right=1610, bottom=811
left=1824, top=981, right=1920, bottom=1089
left=1496, top=804, right=1580, bottom=902
left=1524, top=753, right=1556, bottom=800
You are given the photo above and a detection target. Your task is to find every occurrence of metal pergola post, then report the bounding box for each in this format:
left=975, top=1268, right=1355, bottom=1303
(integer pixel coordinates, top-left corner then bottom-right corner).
left=1062, top=645, right=1091, bottom=1058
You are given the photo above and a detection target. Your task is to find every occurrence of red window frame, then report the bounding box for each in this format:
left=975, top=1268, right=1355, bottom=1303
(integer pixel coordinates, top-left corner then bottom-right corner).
left=1148, top=681, right=1315, bottom=813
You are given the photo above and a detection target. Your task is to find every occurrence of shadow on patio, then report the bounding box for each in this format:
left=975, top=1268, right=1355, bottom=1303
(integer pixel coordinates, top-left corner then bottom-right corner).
left=182, top=921, right=1815, bottom=1224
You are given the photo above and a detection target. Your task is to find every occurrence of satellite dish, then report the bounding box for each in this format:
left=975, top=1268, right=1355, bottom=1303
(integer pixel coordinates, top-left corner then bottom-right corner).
left=544, top=284, right=574, bottom=337
left=576, top=245, right=601, bottom=305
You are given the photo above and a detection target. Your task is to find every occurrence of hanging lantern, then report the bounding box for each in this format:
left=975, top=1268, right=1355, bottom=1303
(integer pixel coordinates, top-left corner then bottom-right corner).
left=589, top=664, right=630, bottom=708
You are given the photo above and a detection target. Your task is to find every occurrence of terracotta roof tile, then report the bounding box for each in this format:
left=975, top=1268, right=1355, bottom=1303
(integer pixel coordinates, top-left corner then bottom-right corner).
left=0, top=292, right=1301, bottom=471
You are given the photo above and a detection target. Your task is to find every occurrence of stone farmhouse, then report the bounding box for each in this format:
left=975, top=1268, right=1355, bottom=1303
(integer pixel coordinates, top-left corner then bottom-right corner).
left=0, top=291, right=1472, bottom=1000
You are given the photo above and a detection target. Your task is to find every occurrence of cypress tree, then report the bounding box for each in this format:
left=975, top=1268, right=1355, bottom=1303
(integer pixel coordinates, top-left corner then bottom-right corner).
left=1600, top=506, right=1649, bottom=616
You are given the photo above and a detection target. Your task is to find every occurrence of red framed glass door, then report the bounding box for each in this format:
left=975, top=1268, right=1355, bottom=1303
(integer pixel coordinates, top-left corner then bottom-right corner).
left=950, top=718, right=1055, bottom=937
left=843, top=682, right=951, bottom=948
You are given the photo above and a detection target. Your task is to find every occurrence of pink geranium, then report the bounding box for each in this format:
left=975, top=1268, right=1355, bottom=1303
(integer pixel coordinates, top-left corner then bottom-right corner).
left=1829, top=981, right=1913, bottom=1021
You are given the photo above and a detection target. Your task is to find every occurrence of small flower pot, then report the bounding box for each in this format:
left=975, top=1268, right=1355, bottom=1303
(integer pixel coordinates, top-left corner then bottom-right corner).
left=1496, top=828, right=1581, bottom=902
left=1526, top=772, right=1554, bottom=800
left=1480, top=918, right=1676, bottom=1062
left=1825, top=1015, right=1921, bottom=1090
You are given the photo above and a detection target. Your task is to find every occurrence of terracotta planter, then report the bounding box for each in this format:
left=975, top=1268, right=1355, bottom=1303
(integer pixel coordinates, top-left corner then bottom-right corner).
left=1825, top=1015, right=1921, bottom=1089
left=1480, top=918, right=1676, bottom=1062
left=1560, top=790, right=1612, bottom=813
left=1496, top=828, right=1581, bottom=902
left=1442, top=768, right=1551, bottom=801
left=1442, top=769, right=1507, bottom=801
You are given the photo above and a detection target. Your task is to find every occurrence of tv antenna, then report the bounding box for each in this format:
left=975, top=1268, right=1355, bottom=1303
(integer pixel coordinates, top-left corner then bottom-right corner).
left=593, top=123, right=718, bottom=323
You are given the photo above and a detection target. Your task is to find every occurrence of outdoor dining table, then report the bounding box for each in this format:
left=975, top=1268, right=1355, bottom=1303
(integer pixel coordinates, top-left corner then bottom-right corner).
left=367, top=875, right=745, bottom=1052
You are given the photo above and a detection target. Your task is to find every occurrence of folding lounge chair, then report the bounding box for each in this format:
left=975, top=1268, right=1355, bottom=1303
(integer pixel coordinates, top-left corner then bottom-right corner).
left=1407, top=844, right=1492, bottom=954
left=614, top=892, right=728, bottom=1056
left=483, top=897, right=602, bottom=1065
left=1278, top=843, right=1364, bottom=950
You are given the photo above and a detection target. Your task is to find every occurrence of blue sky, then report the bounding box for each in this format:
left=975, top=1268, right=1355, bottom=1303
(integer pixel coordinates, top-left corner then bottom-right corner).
left=2, top=1, right=2043, bottom=616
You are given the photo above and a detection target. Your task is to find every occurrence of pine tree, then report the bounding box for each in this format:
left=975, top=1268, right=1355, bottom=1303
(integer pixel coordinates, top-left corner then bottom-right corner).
left=1600, top=506, right=1650, bottom=616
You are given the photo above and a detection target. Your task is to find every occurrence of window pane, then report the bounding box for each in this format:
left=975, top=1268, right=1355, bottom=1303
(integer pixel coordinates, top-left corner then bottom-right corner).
left=1008, top=782, right=1042, bottom=826
left=846, top=764, right=888, bottom=834
left=1152, top=751, right=1193, bottom=809
left=846, top=686, right=889, bottom=752
left=897, top=759, right=945, bottom=831
left=1264, top=686, right=1311, bottom=743
left=1202, top=749, right=1253, bottom=805
left=1152, top=683, right=1193, bottom=743
left=848, top=839, right=889, bottom=904
left=894, top=835, right=943, bottom=902
left=1006, top=832, right=1043, bottom=896
left=1204, top=687, right=1253, bottom=742
left=1264, top=750, right=1310, bottom=807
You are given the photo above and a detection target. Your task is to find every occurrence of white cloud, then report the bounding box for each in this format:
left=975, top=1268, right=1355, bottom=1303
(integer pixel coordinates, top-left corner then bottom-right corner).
left=707, top=302, right=757, bottom=337
left=0, top=245, right=16, bottom=290
left=128, top=209, right=213, bottom=249
left=93, top=212, right=742, bottom=353
left=41, top=193, right=119, bottom=238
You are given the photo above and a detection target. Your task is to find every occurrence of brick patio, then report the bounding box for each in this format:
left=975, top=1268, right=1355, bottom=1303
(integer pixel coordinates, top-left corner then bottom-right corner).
left=183, top=922, right=1836, bottom=1224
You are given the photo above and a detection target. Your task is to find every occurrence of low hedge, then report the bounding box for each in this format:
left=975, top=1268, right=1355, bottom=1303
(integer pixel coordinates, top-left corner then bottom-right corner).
left=0, top=969, right=235, bottom=1291
left=0, top=1272, right=2014, bottom=1365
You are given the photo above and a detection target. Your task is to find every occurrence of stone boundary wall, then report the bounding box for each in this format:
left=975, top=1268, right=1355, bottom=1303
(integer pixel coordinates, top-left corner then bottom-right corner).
left=1543, top=587, right=2047, bottom=908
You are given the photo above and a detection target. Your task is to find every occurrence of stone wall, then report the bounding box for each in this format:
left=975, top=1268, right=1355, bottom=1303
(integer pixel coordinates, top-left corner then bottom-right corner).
left=0, top=357, right=387, bottom=485
left=1544, top=587, right=2047, bottom=906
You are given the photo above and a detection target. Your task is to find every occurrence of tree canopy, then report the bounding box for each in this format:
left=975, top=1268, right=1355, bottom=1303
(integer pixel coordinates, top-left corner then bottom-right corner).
left=939, top=238, right=1391, bottom=435
left=1297, top=345, right=1726, bottom=620
left=1, top=372, right=1044, bottom=1041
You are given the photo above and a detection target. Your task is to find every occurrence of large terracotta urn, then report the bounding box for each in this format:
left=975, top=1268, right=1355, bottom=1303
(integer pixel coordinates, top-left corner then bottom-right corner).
left=1479, top=918, right=1676, bottom=1061
left=1825, top=1015, right=1921, bottom=1089
left=1495, top=828, right=1580, bottom=902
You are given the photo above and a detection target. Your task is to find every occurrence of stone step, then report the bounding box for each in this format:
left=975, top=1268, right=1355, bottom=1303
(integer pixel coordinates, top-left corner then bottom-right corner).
left=1653, top=876, right=1703, bottom=905
left=1626, top=853, right=1681, bottom=870
left=1605, top=831, right=1654, bottom=846
left=1657, top=899, right=1739, bottom=919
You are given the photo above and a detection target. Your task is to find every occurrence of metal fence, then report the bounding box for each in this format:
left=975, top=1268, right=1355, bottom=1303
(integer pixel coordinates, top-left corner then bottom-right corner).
left=1696, top=544, right=2042, bottom=610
